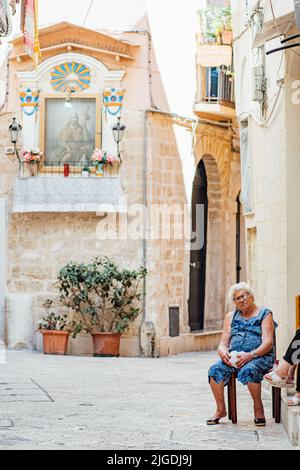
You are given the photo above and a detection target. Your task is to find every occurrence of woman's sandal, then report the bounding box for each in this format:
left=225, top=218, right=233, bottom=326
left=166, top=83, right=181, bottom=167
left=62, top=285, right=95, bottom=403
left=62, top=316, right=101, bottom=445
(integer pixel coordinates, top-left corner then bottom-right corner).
left=254, top=418, right=266, bottom=427
left=206, top=417, right=222, bottom=426
left=263, top=371, right=295, bottom=389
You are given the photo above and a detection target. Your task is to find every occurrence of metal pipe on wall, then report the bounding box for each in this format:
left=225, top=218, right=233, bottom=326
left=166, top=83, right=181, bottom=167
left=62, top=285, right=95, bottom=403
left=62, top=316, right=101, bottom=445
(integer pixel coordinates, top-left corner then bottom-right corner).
left=0, top=198, right=7, bottom=342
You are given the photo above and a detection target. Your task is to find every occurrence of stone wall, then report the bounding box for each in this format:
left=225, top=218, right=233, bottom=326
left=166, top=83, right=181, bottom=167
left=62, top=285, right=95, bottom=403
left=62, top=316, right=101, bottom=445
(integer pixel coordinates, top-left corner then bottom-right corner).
left=195, top=123, right=243, bottom=329
left=145, top=113, right=242, bottom=339
left=145, top=112, right=189, bottom=339
left=1, top=109, right=146, bottom=354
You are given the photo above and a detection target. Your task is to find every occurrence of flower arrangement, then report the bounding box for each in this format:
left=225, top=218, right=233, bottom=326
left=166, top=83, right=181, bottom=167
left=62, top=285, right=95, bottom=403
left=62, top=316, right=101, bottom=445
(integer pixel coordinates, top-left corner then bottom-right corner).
left=91, top=149, right=118, bottom=165
left=21, top=148, right=43, bottom=163
left=91, top=149, right=118, bottom=177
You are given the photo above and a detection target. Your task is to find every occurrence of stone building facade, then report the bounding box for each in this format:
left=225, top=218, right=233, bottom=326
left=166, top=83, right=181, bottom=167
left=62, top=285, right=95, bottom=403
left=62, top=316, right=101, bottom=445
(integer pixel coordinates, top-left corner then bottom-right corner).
left=0, top=18, right=243, bottom=356
left=232, top=0, right=300, bottom=355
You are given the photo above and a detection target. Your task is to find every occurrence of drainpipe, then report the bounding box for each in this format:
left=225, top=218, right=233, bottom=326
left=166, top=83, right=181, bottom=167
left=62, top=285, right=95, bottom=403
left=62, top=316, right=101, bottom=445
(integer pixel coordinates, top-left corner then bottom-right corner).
left=0, top=198, right=7, bottom=342
left=142, top=110, right=148, bottom=323
left=295, top=0, right=300, bottom=30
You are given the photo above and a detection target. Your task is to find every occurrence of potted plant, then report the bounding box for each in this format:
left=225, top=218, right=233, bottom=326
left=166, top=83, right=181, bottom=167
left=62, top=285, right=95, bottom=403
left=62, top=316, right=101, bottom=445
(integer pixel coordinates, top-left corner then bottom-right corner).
left=38, top=300, right=71, bottom=355
left=197, top=7, right=233, bottom=45
left=216, top=7, right=233, bottom=45
left=198, top=8, right=218, bottom=44
left=82, top=166, right=90, bottom=177
left=57, top=257, right=147, bottom=357
left=20, top=148, right=43, bottom=177
left=91, top=149, right=119, bottom=177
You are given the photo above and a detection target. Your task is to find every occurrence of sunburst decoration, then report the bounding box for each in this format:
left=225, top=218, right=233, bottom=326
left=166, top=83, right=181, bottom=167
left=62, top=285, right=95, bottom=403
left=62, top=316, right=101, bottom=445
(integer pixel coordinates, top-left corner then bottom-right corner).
left=50, top=62, right=91, bottom=92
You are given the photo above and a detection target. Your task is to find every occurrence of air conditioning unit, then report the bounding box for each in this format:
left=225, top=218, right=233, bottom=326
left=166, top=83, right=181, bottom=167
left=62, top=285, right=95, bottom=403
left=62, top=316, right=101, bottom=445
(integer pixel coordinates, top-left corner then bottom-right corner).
left=251, top=65, right=264, bottom=102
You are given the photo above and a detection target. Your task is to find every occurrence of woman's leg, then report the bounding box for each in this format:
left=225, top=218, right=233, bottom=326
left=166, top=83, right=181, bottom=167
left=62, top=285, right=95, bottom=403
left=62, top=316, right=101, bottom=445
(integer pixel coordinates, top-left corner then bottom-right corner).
left=209, top=378, right=227, bottom=418
left=287, top=364, right=297, bottom=384
left=265, top=329, right=300, bottom=381
left=247, top=383, right=265, bottom=419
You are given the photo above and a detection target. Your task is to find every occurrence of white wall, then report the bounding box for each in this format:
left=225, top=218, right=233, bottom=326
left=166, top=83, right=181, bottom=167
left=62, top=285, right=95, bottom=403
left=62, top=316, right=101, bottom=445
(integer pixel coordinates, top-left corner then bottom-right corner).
left=232, top=0, right=299, bottom=353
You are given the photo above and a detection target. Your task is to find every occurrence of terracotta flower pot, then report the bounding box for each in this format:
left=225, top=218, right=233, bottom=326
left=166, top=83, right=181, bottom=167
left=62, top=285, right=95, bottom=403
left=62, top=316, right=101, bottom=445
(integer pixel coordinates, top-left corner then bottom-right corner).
left=41, top=330, right=70, bottom=355
left=221, top=30, right=233, bottom=45
left=91, top=332, right=122, bottom=357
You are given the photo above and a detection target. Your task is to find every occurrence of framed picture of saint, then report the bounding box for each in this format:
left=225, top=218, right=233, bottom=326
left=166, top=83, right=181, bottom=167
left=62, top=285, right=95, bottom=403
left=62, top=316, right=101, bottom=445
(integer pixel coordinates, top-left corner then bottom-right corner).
left=39, top=94, right=101, bottom=171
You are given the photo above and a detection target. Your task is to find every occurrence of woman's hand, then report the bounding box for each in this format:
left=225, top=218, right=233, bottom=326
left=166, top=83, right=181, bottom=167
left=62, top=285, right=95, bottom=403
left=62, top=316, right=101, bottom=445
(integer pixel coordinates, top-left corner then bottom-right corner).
left=236, top=352, right=253, bottom=369
left=219, top=350, right=232, bottom=367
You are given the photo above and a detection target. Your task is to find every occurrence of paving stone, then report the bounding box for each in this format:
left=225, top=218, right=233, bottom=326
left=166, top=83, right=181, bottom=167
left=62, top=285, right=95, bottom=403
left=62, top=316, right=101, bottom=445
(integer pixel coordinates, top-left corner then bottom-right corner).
left=0, top=350, right=296, bottom=450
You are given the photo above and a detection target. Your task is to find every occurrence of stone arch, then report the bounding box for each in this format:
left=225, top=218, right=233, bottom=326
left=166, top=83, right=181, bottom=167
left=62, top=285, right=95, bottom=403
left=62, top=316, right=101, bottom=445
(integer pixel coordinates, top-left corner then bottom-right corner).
left=192, top=123, right=237, bottom=329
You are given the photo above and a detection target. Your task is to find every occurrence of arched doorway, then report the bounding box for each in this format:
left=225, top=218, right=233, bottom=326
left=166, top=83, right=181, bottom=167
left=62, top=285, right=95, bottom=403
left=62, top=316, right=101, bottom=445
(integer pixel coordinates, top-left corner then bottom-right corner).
left=188, top=160, right=208, bottom=331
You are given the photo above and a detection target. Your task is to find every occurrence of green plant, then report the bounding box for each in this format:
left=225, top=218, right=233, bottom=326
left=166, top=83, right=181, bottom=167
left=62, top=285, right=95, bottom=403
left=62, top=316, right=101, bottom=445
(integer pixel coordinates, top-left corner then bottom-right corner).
left=198, top=8, right=218, bottom=42
left=82, top=166, right=90, bottom=172
left=38, top=300, right=70, bottom=331
left=56, top=257, right=147, bottom=337
left=197, top=6, right=232, bottom=42
left=217, top=7, right=232, bottom=32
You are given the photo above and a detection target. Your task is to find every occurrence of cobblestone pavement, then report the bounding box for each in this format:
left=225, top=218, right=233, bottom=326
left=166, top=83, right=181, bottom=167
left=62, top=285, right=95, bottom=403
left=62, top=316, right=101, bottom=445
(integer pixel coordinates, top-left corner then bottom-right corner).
left=0, top=350, right=294, bottom=450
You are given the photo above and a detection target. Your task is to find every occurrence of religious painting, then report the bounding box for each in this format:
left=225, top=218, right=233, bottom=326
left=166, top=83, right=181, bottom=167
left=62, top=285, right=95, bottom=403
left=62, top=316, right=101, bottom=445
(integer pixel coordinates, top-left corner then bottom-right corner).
left=39, top=94, right=101, bottom=170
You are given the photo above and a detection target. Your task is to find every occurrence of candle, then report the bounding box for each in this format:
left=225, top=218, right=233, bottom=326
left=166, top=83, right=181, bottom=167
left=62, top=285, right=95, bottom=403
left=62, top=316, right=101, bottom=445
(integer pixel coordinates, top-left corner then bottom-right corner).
left=64, top=163, right=70, bottom=177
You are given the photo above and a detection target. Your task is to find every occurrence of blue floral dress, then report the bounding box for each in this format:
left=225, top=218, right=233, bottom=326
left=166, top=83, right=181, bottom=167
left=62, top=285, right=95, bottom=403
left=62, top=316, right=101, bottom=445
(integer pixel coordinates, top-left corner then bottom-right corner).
left=208, top=308, right=276, bottom=386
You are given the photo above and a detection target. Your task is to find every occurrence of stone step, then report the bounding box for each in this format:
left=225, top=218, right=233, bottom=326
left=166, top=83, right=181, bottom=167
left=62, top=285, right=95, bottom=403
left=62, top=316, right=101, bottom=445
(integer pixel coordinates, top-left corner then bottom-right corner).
left=281, top=395, right=300, bottom=446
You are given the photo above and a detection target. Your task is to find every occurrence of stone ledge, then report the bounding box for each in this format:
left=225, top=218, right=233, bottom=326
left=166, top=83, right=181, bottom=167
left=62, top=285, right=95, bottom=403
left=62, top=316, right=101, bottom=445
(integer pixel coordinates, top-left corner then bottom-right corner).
left=281, top=395, right=300, bottom=447
left=12, top=177, right=127, bottom=213
left=159, top=331, right=222, bottom=356
left=191, top=329, right=223, bottom=337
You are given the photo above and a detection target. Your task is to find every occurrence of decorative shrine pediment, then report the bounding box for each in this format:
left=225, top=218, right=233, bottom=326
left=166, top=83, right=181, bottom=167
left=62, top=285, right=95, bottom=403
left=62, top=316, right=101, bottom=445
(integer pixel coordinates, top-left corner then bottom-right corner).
left=10, top=22, right=137, bottom=63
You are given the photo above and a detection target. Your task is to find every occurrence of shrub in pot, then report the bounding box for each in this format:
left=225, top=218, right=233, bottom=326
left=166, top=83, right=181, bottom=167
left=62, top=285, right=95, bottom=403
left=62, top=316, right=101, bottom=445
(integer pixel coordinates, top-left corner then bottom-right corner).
left=38, top=300, right=71, bottom=355
left=57, top=257, right=147, bottom=357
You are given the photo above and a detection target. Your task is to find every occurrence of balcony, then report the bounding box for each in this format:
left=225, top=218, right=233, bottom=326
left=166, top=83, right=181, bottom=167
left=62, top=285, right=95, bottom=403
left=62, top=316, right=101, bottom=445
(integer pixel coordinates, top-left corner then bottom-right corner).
left=194, top=64, right=235, bottom=121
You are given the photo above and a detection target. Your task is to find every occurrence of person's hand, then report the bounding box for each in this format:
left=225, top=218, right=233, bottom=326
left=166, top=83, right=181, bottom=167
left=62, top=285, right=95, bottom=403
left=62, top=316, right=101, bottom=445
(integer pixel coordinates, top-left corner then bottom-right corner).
left=235, top=352, right=253, bottom=369
left=219, top=350, right=232, bottom=367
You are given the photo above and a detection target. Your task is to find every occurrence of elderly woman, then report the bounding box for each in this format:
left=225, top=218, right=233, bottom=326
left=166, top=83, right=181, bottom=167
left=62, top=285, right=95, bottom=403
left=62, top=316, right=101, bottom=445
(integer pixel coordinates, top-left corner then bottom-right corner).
left=207, top=283, right=276, bottom=426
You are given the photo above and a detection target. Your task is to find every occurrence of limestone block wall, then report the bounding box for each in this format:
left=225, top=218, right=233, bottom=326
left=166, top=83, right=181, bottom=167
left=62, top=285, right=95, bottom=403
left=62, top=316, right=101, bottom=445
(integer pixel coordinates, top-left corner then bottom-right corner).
left=145, top=112, right=189, bottom=338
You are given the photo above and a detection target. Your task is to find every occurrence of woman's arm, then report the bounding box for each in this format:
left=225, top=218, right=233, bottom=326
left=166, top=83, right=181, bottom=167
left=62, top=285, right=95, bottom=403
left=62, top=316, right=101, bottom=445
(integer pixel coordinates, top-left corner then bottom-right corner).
left=254, top=312, right=275, bottom=357
left=218, top=312, right=234, bottom=366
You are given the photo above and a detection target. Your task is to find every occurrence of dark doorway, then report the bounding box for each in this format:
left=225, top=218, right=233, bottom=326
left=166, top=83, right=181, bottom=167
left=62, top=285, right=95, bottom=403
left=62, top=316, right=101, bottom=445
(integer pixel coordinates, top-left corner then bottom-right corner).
left=188, top=160, right=208, bottom=331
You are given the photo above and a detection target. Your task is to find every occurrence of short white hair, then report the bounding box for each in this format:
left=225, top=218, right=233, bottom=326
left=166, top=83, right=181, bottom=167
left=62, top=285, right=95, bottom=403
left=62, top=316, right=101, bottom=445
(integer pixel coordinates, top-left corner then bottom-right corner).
left=228, top=282, right=255, bottom=304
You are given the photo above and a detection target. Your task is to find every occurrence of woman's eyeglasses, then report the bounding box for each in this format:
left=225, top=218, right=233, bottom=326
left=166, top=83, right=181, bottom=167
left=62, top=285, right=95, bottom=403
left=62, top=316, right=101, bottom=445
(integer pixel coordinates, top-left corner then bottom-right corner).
left=233, top=293, right=250, bottom=303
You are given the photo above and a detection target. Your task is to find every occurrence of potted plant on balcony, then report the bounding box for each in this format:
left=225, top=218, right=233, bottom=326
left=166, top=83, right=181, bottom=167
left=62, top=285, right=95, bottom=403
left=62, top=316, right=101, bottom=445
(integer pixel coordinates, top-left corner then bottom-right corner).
left=38, top=300, right=71, bottom=355
left=198, top=8, right=218, bottom=44
left=20, top=148, right=43, bottom=177
left=91, top=149, right=119, bottom=177
left=216, top=7, right=233, bottom=45
left=57, top=257, right=147, bottom=357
